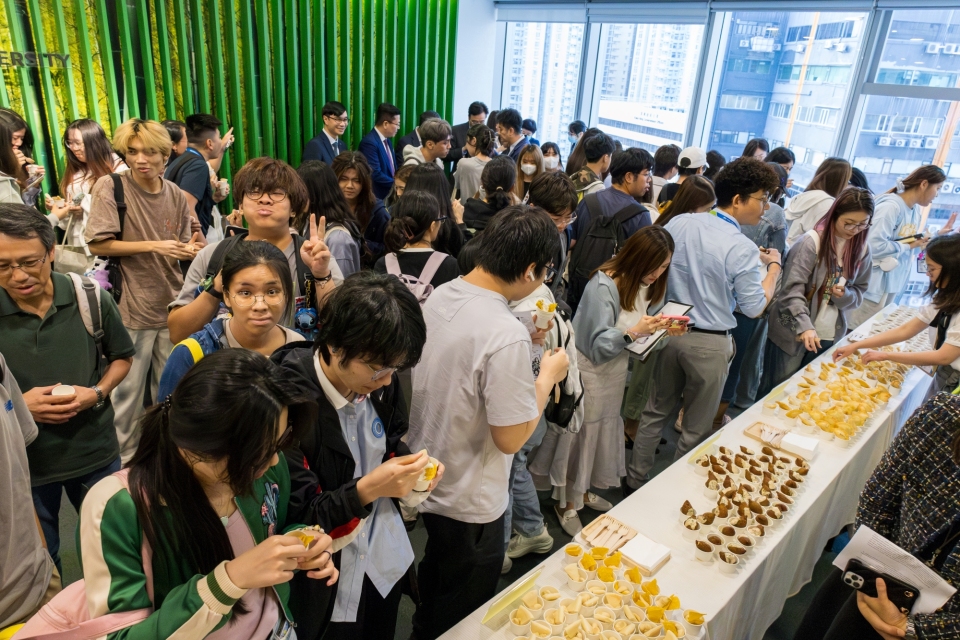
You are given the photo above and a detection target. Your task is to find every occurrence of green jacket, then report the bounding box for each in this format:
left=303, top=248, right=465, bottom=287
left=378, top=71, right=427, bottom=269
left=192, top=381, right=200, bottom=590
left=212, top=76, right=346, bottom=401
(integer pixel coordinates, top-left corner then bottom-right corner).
left=78, top=458, right=300, bottom=639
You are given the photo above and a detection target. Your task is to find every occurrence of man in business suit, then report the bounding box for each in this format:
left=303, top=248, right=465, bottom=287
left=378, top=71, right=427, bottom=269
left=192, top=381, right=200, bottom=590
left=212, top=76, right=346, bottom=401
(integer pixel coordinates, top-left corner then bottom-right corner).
left=358, top=102, right=402, bottom=200
left=395, top=110, right=440, bottom=167
left=446, top=101, right=489, bottom=172
left=496, top=108, right=529, bottom=163
left=302, top=101, right=349, bottom=165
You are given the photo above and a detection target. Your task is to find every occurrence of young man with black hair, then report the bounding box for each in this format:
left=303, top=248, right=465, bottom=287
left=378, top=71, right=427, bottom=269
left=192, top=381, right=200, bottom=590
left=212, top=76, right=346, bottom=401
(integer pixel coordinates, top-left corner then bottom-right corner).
left=302, top=101, right=350, bottom=165
left=496, top=108, right=529, bottom=162
left=522, top=118, right=539, bottom=146
left=567, top=119, right=586, bottom=147
left=571, top=147, right=653, bottom=245
left=275, top=271, right=440, bottom=640
left=570, top=132, right=616, bottom=198
left=396, top=110, right=441, bottom=166
left=657, top=146, right=706, bottom=206
left=164, top=113, right=225, bottom=236
left=625, top=157, right=783, bottom=493
left=651, top=144, right=681, bottom=203
left=447, top=101, right=489, bottom=177
left=358, top=102, right=402, bottom=199
left=528, top=171, right=579, bottom=304
left=409, top=206, right=570, bottom=639
left=402, top=118, right=453, bottom=168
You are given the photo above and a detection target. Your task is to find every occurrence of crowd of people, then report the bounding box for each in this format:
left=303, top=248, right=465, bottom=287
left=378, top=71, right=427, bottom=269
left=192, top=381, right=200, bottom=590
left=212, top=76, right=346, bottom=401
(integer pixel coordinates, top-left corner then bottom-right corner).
left=0, top=96, right=959, bottom=640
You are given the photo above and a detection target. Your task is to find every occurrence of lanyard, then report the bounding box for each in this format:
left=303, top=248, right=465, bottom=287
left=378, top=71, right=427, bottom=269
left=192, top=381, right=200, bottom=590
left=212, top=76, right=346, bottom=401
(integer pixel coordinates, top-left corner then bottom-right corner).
left=185, top=147, right=204, bottom=159
left=712, top=209, right=739, bottom=230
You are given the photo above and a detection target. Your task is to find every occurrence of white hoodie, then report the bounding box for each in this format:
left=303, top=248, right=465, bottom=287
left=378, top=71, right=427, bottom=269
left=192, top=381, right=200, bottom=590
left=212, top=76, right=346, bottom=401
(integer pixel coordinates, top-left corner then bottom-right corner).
left=402, top=144, right=443, bottom=169
left=785, top=190, right=835, bottom=247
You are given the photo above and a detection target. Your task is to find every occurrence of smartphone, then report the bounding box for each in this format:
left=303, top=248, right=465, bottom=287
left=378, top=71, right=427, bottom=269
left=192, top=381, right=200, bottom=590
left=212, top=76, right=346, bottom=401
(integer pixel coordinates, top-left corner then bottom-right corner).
left=842, top=559, right=920, bottom=613
left=24, top=174, right=44, bottom=191
left=662, top=315, right=690, bottom=327
left=894, top=233, right=924, bottom=242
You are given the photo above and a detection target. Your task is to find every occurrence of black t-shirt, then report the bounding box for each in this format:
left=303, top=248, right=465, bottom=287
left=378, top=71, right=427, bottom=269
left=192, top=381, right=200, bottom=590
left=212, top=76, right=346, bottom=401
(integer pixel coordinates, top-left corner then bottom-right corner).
left=165, top=150, right=214, bottom=234
left=463, top=198, right=500, bottom=233
left=374, top=250, right=460, bottom=289
left=657, top=181, right=681, bottom=206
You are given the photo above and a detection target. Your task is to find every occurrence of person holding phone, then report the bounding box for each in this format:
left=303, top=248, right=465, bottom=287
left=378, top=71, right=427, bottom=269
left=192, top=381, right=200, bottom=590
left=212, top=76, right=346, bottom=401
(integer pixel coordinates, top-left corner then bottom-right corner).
left=757, top=187, right=874, bottom=398
left=834, top=233, right=960, bottom=392
left=795, top=392, right=960, bottom=639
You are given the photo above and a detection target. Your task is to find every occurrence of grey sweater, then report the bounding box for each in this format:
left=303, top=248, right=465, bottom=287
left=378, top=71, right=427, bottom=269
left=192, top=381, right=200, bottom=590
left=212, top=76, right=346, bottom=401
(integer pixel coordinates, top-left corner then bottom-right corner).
left=766, top=232, right=871, bottom=356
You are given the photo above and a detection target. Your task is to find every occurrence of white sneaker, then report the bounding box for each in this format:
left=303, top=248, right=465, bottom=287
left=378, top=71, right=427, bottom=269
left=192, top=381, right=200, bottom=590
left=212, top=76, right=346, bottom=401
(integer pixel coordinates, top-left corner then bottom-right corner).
left=555, top=505, right=583, bottom=537
left=507, top=528, right=555, bottom=559
left=583, top=492, right=613, bottom=512
left=502, top=553, right=513, bottom=574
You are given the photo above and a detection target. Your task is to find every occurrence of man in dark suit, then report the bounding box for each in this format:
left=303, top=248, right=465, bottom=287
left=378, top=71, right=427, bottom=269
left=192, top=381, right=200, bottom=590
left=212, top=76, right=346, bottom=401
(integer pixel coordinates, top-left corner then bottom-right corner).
left=447, top=101, right=489, bottom=174
left=395, top=110, right=440, bottom=167
left=496, top=108, right=529, bottom=162
left=302, top=101, right=349, bottom=165
left=357, top=102, right=402, bottom=200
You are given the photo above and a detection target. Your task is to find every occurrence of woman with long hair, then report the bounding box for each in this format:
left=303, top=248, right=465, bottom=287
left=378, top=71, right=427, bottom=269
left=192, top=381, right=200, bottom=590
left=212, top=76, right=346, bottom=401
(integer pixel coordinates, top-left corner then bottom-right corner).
left=703, top=150, right=726, bottom=182
left=463, top=155, right=518, bottom=235
left=404, top=162, right=465, bottom=257
left=742, top=137, right=769, bottom=160
left=785, top=157, right=852, bottom=245
left=654, top=175, right=716, bottom=227
left=850, top=164, right=950, bottom=328
left=453, top=124, right=494, bottom=205
left=384, top=163, right=415, bottom=210
left=298, top=160, right=362, bottom=277
left=554, top=227, right=677, bottom=534
left=0, top=118, right=25, bottom=204
left=375, top=190, right=459, bottom=289
left=564, top=128, right=601, bottom=176
left=541, top=142, right=563, bottom=174
left=515, top=144, right=545, bottom=201
left=758, top=188, right=875, bottom=396
left=158, top=241, right=304, bottom=399
left=835, top=233, right=960, bottom=391
left=80, top=349, right=338, bottom=639
left=0, top=108, right=43, bottom=205
left=331, top=151, right=389, bottom=264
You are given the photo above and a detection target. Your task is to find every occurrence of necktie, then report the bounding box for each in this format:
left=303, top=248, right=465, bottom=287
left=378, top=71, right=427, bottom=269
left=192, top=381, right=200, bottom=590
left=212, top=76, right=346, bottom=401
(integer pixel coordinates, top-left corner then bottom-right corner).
left=383, top=139, right=395, bottom=175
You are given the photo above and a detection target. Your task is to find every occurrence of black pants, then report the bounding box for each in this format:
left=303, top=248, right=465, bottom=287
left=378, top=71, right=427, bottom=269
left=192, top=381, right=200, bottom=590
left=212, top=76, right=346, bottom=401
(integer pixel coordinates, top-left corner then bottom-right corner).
left=795, top=567, right=884, bottom=640
left=413, top=511, right=506, bottom=640
left=322, top=573, right=403, bottom=640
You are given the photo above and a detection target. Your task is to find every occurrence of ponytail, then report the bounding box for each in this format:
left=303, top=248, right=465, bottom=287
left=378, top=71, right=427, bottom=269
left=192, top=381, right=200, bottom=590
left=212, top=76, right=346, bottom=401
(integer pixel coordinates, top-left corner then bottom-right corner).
left=886, top=164, right=946, bottom=195
left=481, top=155, right=517, bottom=214
left=384, top=191, right=441, bottom=253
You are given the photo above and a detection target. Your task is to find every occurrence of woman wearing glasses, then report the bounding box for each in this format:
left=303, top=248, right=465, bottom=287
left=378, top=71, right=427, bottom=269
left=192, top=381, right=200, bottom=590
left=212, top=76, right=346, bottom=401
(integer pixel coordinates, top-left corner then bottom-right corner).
left=158, top=241, right=305, bottom=400
left=758, top=188, right=875, bottom=397
left=834, top=233, right=960, bottom=392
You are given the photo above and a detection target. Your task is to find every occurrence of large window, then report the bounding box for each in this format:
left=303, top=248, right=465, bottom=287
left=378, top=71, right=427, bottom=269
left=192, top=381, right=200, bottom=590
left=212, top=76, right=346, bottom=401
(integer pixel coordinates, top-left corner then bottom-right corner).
left=593, top=23, right=704, bottom=153
left=501, top=22, right=585, bottom=158
left=708, top=11, right=868, bottom=188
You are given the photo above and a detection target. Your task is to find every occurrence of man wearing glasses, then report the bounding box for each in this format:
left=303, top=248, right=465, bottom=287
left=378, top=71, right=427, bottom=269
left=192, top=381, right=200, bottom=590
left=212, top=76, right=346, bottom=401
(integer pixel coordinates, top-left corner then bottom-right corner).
left=303, top=101, right=350, bottom=166
left=0, top=203, right=134, bottom=575
left=625, top=157, right=783, bottom=495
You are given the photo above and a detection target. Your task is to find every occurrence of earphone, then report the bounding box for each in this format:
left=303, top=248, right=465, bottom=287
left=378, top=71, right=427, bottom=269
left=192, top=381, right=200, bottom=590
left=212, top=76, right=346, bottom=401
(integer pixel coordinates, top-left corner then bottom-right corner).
left=527, top=270, right=534, bottom=282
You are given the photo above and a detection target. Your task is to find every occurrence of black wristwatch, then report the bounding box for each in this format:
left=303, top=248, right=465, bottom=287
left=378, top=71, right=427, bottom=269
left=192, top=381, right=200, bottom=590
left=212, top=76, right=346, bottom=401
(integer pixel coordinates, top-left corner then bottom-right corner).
left=201, top=276, right=223, bottom=301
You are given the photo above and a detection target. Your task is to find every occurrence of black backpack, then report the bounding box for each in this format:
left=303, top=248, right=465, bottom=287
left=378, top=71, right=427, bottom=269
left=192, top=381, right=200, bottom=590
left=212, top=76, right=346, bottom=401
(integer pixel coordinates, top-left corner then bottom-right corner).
left=101, top=174, right=126, bottom=303
left=566, top=193, right=644, bottom=316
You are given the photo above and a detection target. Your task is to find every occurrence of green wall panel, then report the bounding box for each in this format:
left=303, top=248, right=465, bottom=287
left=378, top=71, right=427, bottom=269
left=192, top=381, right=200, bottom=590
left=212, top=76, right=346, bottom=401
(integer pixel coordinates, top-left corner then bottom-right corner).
left=0, top=0, right=459, bottom=196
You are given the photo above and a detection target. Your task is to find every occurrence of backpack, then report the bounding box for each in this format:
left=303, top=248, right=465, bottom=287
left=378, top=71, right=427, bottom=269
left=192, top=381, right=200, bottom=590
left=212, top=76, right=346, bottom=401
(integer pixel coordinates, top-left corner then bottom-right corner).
left=94, top=174, right=126, bottom=304
left=542, top=310, right=584, bottom=429
left=13, top=471, right=154, bottom=640
left=65, top=273, right=106, bottom=377
left=566, top=193, right=645, bottom=316
left=384, top=251, right=447, bottom=305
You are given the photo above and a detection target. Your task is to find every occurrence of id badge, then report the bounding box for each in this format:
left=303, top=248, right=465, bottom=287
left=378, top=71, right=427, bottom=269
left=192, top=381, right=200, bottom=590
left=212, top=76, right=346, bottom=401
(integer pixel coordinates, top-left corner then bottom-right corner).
left=271, top=619, right=295, bottom=640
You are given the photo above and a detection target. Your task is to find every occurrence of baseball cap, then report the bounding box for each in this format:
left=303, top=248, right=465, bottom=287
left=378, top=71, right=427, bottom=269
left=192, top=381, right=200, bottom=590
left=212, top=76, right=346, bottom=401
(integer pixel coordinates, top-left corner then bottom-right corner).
left=678, top=146, right=707, bottom=169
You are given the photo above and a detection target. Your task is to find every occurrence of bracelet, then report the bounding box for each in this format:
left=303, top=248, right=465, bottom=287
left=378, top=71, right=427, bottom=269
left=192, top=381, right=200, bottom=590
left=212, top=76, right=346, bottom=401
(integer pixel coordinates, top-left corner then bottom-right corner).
left=93, top=385, right=105, bottom=409
left=767, top=262, right=781, bottom=271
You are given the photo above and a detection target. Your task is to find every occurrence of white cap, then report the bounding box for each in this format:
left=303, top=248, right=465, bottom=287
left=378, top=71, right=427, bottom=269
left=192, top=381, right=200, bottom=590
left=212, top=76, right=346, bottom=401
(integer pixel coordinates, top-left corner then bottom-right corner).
left=678, top=146, right=707, bottom=169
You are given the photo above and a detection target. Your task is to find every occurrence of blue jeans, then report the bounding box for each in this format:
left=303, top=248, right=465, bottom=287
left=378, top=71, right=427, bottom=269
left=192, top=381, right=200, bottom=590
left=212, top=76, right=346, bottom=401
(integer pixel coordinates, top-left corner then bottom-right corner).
left=505, top=417, right=547, bottom=544
left=32, top=457, right=122, bottom=573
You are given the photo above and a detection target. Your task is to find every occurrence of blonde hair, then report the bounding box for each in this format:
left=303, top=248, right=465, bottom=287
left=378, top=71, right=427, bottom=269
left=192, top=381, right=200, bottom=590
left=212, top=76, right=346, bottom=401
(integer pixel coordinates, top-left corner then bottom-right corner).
left=514, top=144, right=545, bottom=200
left=112, top=118, right=172, bottom=157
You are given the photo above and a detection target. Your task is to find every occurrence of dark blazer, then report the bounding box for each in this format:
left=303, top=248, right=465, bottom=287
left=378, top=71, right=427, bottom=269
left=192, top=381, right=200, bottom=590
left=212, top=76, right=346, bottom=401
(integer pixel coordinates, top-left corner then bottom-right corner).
left=357, top=128, right=396, bottom=200
left=394, top=128, right=421, bottom=167
left=508, top=137, right=530, bottom=162
left=444, top=121, right=472, bottom=178
left=302, top=132, right=347, bottom=165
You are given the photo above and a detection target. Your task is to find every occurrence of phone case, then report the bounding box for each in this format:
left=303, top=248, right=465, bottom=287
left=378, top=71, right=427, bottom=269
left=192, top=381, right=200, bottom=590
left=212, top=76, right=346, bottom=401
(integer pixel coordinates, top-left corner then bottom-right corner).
left=842, top=560, right=920, bottom=613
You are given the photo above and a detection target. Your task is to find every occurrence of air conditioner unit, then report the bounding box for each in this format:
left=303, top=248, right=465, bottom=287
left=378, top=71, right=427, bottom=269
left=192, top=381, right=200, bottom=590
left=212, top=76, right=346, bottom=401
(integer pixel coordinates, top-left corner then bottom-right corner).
left=740, top=39, right=750, bottom=47
left=928, top=43, right=942, bottom=54
left=926, top=137, right=940, bottom=148
left=796, top=44, right=806, bottom=52
left=942, top=181, right=955, bottom=193
left=954, top=184, right=960, bottom=194
left=773, top=43, right=782, bottom=51
left=909, top=139, right=923, bottom=148
left=946, top=43, right=960, bottom=55
left=836, top=44, right=848, bottom=53
left=823, top=42, right=835, bottom=50
left=878, top=137, right=892, bottom=146
left=895, top=139, right=907, bottom=147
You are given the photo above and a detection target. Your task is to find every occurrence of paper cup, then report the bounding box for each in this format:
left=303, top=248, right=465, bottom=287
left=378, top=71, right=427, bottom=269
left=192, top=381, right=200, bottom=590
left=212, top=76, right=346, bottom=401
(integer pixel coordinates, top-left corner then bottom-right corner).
left=540, top=586, right=563, bottom=606
left=565, top=565, right=587, bottom=591
left=602, top=592, right=624, bottom=615
left=534, top=309, right=555, bottom=330
left=694, top=539, right=715, bottom=563
left=718, top=553, right=740, bottom=575
left=586, top=580, right=610, bottom=596
left=682, top=611, right=704, bottom=637
left=594, top=607, right=617, bottom=631
left=542, top=608, right=566, bottom=634
left=578, top=592, right=600, bottom=617
left=413, top=456, right=440, bottom=492
left=51, top=384, right=76, bottom=396
left=509, top=608, right=532, bottom=636
left=558, top=598, right=579, bottom=624
left=600, top=631, right=623, bottom=640
left=563, top=543, right=585, bottom=561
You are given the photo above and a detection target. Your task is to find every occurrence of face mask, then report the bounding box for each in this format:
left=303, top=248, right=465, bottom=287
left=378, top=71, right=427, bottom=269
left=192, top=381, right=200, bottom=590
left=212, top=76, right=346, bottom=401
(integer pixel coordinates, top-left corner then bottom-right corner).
left=544, top=156, right=560, bottom=170
left=568, top=134, right=579, bottom=146
left=521, top=163, right=537, bottom=176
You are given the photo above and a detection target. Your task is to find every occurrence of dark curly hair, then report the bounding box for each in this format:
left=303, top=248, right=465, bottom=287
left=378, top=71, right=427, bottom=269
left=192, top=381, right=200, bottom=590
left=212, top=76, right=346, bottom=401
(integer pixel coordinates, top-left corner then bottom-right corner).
left=713, top=157, right=781, bottom=208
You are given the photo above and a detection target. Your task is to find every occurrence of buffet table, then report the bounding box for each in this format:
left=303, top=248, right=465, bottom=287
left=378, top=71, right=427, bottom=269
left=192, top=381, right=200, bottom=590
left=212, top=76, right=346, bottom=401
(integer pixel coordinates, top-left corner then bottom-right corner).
left=440, top=308, right=934, bottom=640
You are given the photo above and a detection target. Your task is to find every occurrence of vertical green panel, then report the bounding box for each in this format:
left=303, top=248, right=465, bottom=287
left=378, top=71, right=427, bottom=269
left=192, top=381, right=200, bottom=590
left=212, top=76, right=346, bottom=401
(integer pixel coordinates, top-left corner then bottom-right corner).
left=394, top=0, right=407, bottom=127
left=299, top=0, right=314, bottom=144
left=114, top=0, right=139, bottom=119
left=255, top=0, right=274, bottom=157
left=207, top=0, right=230, bottom=176
left=419, top=0, right=431, bottom=111
left=153, top=0, right=175, bottom=117
left=92, top=0, right=121, bottom=129
left=270, top=0, right=287, bottom=162
left=188, top=0, right=210, bottom=113
left=134, top=0, right=158, bottom=119
left=312, top=0, right=324, bottom=130
left=71, top=0, right=101, bottom=122
left=172, top=0, right=194, bottom=114
left=284, top=0, right=301, bottom=164
left=49, top=0, right=80, bottom=122
left=0, top=69, right=8, bottom=108
left=22, top=0, right=58, bottom=185
left=238, top=0, right=260, bottom=158
left=223, top=0, right=245, bottom=167
left=362, top=0, right=373, bottom=138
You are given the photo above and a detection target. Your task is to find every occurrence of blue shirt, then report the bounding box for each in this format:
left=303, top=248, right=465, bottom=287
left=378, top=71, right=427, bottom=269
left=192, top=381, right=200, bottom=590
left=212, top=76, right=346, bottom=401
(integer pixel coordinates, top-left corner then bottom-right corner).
left=314, top=356, right=413, bottom=623
left=571, top=187, right=652, bottom=242
left=663, top=211, right=767, bottom=331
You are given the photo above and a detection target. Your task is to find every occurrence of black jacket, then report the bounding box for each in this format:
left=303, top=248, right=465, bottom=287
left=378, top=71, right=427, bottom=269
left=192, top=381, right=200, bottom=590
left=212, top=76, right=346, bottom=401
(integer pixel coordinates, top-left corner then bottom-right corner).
left=463, top=197, right=501, bottom=234
left=271, top=344, right=412, bottom=639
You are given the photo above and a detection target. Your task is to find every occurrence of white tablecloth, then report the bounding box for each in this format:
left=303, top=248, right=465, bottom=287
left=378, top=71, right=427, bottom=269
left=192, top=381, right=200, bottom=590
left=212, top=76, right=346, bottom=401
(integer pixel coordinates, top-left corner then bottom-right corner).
left=439, top=310, right=934, bottom=640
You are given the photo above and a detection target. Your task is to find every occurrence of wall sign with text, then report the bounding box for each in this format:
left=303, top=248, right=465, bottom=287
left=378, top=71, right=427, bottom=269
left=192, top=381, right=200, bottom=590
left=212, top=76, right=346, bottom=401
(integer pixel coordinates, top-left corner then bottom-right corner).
left=0, top=51, right=69, bottom=67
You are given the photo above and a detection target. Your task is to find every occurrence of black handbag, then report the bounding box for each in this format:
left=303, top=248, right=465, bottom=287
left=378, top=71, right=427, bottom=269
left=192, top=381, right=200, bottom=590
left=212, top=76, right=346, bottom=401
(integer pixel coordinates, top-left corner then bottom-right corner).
left=103, top=174, right=127, bottom=303
left=543, top=314, right=583, bottom=429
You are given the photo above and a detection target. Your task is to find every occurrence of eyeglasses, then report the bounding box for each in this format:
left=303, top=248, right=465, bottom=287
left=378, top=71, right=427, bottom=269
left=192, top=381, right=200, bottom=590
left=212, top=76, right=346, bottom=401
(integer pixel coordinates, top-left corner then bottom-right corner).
left=272, top=426, right=295, bottom=455
left=65, top=140, right=84, bottom=150
left=748, top=195, right=771, bottom=206
left=244, top=189, right=288, bottom=203
left=841, top=221, right=871, bottom=231
left=228, top=290, right=286, bottom=308
left=325, top=115, right=349, bottom=124
left=435, top=215, right=450, bottom=223
left=551, top=213, right=577, bottom=225
left=545, top=265, right=559, bottom=282
left=365, top=361, right=398, bottom=381
left=0, top=254, right=47, bottom=276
